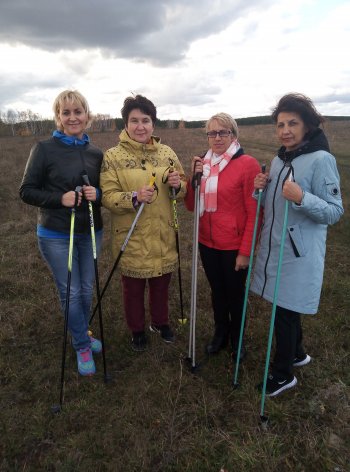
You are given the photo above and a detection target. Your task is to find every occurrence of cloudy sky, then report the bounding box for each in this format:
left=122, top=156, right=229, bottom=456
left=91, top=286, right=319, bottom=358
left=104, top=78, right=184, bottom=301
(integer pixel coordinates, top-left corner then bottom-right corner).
left=1, top=0, right=349, bottom=120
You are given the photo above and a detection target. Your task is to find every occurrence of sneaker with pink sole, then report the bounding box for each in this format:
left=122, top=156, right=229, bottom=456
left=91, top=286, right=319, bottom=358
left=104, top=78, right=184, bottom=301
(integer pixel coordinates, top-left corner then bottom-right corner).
left=77, top=347, right=96, bottom=376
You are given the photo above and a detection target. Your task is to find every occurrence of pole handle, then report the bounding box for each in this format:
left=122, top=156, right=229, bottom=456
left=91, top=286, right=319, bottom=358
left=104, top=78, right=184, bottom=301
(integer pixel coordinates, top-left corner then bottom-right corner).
left=149, top=173, right=156, bottom=187
left=258, top=163, right=266, bottom=194
left=81, top=171, right=90, bottom=186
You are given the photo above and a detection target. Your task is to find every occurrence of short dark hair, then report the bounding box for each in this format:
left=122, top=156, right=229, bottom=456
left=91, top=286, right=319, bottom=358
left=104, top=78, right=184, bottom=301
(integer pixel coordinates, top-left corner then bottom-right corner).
left=271, top=93, right=324, bottom=131
left=121, top=94, right=157, bottom=125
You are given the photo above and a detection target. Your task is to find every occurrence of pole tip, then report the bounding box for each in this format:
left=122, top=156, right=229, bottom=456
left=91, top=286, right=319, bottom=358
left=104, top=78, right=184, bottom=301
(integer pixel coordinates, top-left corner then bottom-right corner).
left=191, top=364, right=200, bottom=374
left=260, top=415, right=269, bottom=429
left=104, top=373, right=113, bottom=384
left=184, top=356, right=192, bottom=365
left=51, top=404, right=62, bottom=415
left=232, top=382, right=240, bottom=390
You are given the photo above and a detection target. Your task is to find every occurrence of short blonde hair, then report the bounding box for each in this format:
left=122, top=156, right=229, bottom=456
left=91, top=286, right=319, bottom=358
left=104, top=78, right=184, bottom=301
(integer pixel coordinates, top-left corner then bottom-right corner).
left=53, top=89, right=92, bottom=131
left=205, top=112, right=239, bottom=138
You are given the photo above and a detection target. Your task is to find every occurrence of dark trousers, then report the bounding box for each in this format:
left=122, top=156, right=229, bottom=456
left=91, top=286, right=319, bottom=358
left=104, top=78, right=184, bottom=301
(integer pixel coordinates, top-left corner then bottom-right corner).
left=272, top=306, right=306, bottom=380
left=122, top=273, right=172, bottom=333
left=199, top=243, right=247, bottom=344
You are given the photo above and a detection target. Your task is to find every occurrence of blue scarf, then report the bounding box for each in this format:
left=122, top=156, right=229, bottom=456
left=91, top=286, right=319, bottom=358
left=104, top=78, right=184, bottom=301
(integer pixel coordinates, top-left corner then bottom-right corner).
left=53, top=130, right=90, bottom=146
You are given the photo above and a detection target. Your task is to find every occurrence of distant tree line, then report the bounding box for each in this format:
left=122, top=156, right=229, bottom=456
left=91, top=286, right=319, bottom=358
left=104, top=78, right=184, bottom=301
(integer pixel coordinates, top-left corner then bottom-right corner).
left=0, top=110, right=115, bottom=137
left=0, top=110, right=349, bottom=137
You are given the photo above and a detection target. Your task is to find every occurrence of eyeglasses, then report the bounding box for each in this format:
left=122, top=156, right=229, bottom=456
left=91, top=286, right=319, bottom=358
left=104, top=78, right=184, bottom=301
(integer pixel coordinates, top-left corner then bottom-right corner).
left=206, top=130, right=232, bottom=138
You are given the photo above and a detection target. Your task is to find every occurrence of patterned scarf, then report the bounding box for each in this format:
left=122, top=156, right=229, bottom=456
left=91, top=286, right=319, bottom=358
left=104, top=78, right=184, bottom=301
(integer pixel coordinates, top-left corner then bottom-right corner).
left=200, top=140, right=241, bottom=216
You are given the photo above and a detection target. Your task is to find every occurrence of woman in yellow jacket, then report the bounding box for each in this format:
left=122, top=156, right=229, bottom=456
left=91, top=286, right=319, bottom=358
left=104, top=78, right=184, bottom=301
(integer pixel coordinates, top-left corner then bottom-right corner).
left=100, top=95, right=186, bottom=351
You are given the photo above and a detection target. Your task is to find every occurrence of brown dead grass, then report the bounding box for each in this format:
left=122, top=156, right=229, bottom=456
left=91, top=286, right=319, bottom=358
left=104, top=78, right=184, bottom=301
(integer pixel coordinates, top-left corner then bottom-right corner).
left=0, top=123, right=349, bottom=471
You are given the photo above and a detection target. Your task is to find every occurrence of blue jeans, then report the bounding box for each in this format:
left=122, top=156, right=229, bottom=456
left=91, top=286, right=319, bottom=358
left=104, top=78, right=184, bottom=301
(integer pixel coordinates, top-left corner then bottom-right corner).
left=38, top=232, right=102, bottom=350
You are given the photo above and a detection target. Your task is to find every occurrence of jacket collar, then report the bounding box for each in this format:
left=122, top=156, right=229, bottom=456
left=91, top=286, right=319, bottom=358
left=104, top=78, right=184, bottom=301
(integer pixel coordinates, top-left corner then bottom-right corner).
left=52, top=130, right=90, bottom=146
left=119, top=129, right=161, bottom=151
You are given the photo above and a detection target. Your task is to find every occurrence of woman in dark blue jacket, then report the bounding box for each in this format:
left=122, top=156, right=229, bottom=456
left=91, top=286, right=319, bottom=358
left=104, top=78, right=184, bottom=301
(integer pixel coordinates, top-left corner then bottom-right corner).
left=20, top=90, right=103, bottom=376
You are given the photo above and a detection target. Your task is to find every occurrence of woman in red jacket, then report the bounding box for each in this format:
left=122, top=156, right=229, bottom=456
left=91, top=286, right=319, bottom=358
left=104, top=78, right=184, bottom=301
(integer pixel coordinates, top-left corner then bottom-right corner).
left=185, top=113, right=261, bottom=358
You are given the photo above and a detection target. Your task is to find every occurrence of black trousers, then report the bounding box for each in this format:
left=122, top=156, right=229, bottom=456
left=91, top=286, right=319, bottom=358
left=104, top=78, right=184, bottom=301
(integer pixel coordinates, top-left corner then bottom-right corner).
left=199, top=243, right=247, bottom=344
left=272, top=306, right=306, bottom=380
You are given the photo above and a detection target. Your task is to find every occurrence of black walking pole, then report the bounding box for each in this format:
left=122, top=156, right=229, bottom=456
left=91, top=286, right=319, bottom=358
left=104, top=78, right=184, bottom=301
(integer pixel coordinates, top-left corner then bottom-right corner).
left=51, top=188, right=80, bottom=414
left=82, top=173, right=110, bottom=383
left=187, top=169, right=202, bottom=372
left=169, top=168, right=186, bottom=325
left=89, top=173, right=156, bottom=324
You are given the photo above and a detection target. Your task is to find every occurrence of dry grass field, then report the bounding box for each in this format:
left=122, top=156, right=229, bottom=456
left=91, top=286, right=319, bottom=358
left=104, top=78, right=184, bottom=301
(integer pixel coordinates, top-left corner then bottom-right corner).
left=0, top=122, right=349, bottom=471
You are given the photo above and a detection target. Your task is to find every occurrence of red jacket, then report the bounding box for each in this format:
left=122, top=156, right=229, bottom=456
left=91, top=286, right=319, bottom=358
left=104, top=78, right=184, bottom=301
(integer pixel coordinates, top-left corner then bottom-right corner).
left=184, top=153, right=261, bottom=256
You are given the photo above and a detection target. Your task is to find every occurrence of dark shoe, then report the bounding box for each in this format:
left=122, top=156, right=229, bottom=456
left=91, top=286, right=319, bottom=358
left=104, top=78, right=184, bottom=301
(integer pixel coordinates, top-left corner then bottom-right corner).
left=131, top=331, right=147, bottom=352
left=149, top=324, right=175, bottom=343
left=293, top=354, right=311, bottom=367
left=206, top=332, right=228, bottom=354
left=257, top=374, right=297, bottom=397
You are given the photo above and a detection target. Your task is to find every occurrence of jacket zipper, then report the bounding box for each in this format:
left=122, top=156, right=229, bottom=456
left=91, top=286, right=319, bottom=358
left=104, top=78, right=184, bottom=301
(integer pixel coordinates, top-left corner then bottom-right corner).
left=79, top=149, right=90, bottom=233
left=261, top=163, right=287, bottom=297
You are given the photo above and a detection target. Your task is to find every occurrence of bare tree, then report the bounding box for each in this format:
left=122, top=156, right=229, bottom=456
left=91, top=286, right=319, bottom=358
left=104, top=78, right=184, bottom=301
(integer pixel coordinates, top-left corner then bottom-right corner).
left=91, top=113, right=114, bottom=132
left=4, top=109, right=18, bottom=136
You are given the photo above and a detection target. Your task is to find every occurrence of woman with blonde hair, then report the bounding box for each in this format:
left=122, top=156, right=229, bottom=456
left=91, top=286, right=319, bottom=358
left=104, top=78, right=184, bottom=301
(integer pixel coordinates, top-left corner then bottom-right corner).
left=20, top=90, right=103, bottom=376
left=185, top=112, right=261, bottom=358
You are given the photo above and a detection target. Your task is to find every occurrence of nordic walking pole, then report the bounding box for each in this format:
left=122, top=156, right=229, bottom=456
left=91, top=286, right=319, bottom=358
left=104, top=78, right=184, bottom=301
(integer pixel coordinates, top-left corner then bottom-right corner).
left=82, top=173, right=110, bottom=383
left=89, top=173, right=156, bottom=324
left=187, top=168, right=201, bottom=372
left=260, top=166, right=293, bottom=424
left=51, top=187, right=80, bottom=414
left=169, top=167, right=186, bottom=325
left=233, top=163, right=266, bottom=388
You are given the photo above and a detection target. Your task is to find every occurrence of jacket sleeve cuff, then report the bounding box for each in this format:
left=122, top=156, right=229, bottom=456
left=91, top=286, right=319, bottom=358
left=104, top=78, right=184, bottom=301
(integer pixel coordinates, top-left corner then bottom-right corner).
left=132, top=191, right=140, bottom=209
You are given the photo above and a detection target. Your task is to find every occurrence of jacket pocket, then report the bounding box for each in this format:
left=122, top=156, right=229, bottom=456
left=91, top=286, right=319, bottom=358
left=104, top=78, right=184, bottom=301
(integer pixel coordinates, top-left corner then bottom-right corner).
left=287, top=224, right=306, bottom=258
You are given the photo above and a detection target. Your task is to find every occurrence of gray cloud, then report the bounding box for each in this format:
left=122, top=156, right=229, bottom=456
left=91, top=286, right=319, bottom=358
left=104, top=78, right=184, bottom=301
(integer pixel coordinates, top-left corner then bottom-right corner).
left=0, top=74, right=63, bottom=109
left=316, top=92, right=350, bottom=105
left=0, top=0, right=275, bottom=66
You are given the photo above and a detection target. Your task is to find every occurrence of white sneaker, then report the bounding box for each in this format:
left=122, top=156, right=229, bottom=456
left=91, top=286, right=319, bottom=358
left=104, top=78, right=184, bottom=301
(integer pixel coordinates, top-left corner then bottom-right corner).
left=293, top=354, right=311, bottom=367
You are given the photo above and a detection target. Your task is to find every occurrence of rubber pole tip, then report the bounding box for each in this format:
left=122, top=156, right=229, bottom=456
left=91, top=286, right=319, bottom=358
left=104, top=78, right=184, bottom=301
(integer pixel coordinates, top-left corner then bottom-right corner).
left=260, top=415, right=269, bottom=429
left=232, top=382, right=240, bottom=390
left=104, top=373, right=113, bottom=383
left=51, top=404, right=62, bottom=415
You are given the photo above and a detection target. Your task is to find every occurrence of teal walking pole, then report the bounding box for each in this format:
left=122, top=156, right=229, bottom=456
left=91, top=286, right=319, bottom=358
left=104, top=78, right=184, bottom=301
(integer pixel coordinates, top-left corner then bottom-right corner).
left=260, top=167, right=293, bottom=424
left=233, top=164, right=265, bottom=387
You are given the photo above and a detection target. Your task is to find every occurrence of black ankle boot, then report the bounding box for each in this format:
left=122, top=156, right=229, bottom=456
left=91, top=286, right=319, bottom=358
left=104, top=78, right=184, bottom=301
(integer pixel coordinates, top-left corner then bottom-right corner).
left=206, top=328, right=229, bottom=354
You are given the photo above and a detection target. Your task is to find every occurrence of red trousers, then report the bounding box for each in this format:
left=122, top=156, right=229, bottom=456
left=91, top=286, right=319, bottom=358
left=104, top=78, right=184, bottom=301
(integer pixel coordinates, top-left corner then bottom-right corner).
left=121, top=273, right=172, bottom=333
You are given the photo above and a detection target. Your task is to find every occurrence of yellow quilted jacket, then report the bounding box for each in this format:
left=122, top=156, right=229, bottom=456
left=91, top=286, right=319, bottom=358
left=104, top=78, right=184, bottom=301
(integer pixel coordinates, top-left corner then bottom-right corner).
left=100, top=130, right=187, bottom=278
